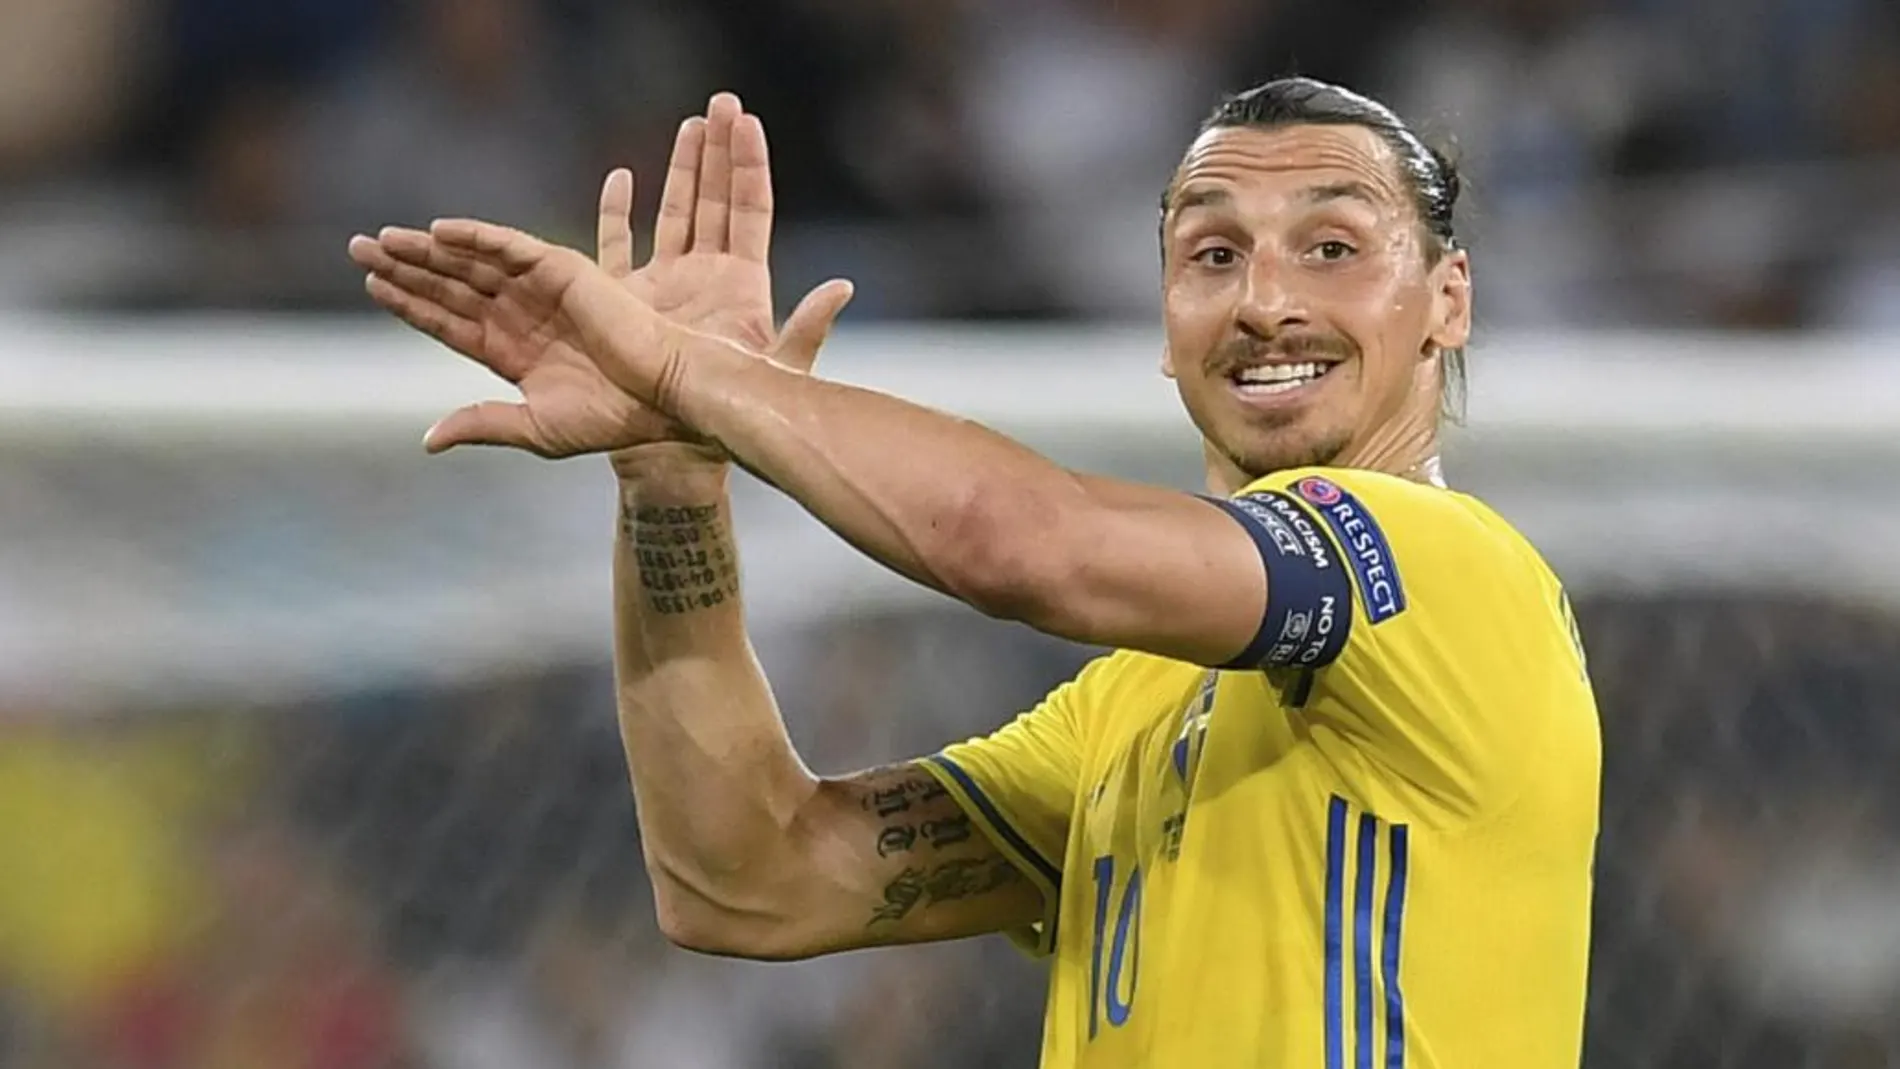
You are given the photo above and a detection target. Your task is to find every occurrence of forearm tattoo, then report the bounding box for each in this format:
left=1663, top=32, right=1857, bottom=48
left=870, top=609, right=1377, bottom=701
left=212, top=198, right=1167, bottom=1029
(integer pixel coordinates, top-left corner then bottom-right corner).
left=855, top=765, right=1023, bottom=929
left=621, top=500, right=741, bottom=616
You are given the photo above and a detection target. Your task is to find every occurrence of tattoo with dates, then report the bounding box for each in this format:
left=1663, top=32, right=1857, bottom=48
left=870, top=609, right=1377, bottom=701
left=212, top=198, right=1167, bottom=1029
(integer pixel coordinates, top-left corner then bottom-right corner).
left=621, top=501, right=740, bottom=616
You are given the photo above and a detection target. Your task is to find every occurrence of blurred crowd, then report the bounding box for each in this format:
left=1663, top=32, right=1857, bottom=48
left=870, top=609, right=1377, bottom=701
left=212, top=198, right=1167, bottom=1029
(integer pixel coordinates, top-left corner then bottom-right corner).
left=5, top=1, right=1900, bottom=1067
left=0, top=612, right=1075, bottom=1069
left=0, top=0, right=1897, bottom=325
left=5, top=594, right=1900, bottom=1069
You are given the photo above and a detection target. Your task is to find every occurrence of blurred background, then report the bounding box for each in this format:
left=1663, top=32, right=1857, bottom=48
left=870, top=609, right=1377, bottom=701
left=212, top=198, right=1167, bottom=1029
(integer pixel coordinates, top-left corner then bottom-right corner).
left=2, top=0, right=1899, bottom=1067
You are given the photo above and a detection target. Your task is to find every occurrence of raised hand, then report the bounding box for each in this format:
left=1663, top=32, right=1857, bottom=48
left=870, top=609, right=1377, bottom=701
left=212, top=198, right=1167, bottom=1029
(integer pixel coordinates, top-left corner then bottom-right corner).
left=357, top=215, right=852, bottom=446
left=610, top=94, right=776, bottom=354
left=347, top=93, right=841, bottom=459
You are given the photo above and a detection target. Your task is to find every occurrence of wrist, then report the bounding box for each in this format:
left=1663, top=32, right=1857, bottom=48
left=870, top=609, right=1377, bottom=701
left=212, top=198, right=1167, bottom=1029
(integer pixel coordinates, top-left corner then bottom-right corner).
left=662, top=335, right=760, bottom=444
left=610, top=443, right=730, bottom=491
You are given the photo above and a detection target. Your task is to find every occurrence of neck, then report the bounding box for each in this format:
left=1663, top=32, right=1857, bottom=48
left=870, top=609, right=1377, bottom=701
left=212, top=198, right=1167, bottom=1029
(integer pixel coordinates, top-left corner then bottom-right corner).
left=1346, top=406, right=1444, bottom=486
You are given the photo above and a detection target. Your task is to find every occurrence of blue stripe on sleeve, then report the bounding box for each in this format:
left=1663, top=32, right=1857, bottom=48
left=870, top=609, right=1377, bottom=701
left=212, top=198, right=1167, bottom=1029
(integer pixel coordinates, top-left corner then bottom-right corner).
left=1354, top=814, right=1378, bottom=1069
left=923, top=755, right=1063, bottom=890
left=1324, top=796, right=1348, bottom=1069
left=1202, top=492, right=1355, bottom=671
left=1383, top=825, right=1411, bottom=1069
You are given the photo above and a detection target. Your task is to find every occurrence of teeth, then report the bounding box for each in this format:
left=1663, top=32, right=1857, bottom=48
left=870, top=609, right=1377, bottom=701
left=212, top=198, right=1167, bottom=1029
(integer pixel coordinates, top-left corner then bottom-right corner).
left=1241, top=379, right=1306, bottom=395
left=1236, top=362, right=1324, bottom=386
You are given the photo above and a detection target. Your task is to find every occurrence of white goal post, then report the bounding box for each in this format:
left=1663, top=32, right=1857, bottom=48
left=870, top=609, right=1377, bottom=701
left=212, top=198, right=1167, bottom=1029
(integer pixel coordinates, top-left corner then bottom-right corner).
left=2, top=314, right=1896, bottom=708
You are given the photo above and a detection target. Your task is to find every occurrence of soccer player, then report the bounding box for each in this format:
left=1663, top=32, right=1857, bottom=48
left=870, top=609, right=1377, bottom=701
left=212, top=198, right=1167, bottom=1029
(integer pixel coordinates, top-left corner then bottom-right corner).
left=349, top=79, right=1600, bottom=1067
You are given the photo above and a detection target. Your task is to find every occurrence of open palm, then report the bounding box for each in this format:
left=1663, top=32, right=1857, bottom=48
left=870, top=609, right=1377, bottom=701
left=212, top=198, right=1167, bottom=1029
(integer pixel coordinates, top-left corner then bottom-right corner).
left=618, top=104, right=776, bottom=355
left=348, top=93, right=780, bottom=459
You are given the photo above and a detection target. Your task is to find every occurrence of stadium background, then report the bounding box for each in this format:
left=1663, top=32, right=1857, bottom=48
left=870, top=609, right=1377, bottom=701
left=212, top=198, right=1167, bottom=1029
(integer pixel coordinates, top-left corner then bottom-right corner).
left=2, top=0, right=1899, bottom=1066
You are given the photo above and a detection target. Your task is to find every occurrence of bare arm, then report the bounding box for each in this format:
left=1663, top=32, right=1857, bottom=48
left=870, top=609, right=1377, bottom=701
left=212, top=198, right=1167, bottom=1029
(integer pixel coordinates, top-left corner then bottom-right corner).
left=613, top=451, right=1042, bottom=959
left=659, top=350, right=1270, bottom=667
left=366, top=212, right=1273, bottom=669
left=351, top=98, right=1057, bottom=957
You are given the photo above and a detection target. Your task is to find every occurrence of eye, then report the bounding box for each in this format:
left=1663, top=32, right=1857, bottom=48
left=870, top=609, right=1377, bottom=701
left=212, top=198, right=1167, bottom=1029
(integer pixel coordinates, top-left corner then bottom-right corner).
left=1310, top=240, right=1357, bottom=263
left=1190, top=245, right=1240, bottom=268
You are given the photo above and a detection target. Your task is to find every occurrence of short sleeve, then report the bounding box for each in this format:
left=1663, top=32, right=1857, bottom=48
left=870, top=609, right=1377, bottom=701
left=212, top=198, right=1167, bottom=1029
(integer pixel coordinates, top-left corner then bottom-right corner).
left=1222, top=468, right=1587, bottom=819
left=923, top=655, right=1113, bottom=954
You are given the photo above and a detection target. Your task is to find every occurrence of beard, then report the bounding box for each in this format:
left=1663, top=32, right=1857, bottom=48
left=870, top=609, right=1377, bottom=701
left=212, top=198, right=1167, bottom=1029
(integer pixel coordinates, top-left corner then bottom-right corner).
left=1201, top=329, right=1360, bottom=480
left=1220, top=422, right=1353, bottom=480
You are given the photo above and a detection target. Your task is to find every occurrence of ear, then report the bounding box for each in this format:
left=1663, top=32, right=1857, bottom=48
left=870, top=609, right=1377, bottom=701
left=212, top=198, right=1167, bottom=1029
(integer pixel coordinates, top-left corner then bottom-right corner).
left=1160, top=342, right=1178, bottom=380
left=1425, top=248, right=1472, bottom=358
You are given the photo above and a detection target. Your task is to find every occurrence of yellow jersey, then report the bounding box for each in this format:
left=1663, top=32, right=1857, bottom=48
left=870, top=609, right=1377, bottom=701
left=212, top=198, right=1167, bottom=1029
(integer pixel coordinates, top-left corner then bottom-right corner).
left=922, top=467, right=1600, bottom=1068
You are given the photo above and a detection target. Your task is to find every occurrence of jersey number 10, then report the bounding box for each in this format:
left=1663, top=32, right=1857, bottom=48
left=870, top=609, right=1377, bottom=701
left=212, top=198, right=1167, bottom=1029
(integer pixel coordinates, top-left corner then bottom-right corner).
left=1089, top=855, right=1142, bottom=1039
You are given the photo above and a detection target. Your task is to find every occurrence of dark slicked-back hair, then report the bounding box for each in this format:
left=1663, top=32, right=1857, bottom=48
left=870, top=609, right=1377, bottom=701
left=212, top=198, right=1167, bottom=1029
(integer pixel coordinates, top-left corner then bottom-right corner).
left=1164, top=77, right=1468, bottom=421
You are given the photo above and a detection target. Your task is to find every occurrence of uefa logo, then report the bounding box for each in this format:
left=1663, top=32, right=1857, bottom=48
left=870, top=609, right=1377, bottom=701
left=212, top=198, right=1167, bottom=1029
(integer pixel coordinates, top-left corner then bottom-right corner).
left=1296, top=477, right=1342, bottom=507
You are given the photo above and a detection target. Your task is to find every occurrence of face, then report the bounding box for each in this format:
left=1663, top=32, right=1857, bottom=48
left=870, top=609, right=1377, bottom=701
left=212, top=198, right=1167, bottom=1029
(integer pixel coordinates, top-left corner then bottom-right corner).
left=1160, top=123, right=1471, bottom=488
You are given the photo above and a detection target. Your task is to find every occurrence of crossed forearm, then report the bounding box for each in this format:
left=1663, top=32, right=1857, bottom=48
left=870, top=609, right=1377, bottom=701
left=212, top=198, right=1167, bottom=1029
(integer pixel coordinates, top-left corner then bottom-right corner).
left=610, top=456, right=819, bottom=926
left=611, top=454, right=1049, bottom=955
left=658, top=343, right=1112, bottom=622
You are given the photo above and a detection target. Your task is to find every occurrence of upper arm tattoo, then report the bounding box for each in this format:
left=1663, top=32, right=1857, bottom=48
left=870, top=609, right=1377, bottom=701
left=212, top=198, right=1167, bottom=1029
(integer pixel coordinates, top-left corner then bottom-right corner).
left=840, top=764, right=1026, bottom=932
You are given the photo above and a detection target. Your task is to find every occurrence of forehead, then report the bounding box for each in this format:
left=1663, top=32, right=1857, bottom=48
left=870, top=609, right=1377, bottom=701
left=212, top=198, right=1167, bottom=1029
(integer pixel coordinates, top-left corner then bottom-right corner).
left=1168, top=124, right=1409, bottom=218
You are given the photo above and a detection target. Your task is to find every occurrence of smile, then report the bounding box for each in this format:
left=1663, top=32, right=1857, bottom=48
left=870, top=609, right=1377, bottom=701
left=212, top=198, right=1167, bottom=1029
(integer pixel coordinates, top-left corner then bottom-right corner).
left=1228, top=360, right=1339, bottom=401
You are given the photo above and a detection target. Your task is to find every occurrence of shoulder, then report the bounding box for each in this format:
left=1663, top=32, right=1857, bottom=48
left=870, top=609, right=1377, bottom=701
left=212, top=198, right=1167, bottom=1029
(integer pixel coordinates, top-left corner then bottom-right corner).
left=1241, top=466, right=1484, bottom=527
left=1242, top=467, right=1541, bottom=561
left=1237, top=466, right=1558, bottom=610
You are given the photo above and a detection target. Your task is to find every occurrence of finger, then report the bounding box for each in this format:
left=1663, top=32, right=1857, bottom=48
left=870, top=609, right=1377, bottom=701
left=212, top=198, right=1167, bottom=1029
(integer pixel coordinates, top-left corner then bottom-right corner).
left=424, top=401, right=542, bottom=455
left=728, top=113, right=774, bottom=263
left=429, top=218, right=551, bottom=276
left=373, top=227, right=510, bottom=295
left=693, top=92, right=742, bottom=253
left=359, top=241, right=530, bottom=382
left=597, top=168, right=636, bottom=277
left=652, top=117, right=705, bottom=261
left=349, top=236, right=488, bottom=323
left=772, top=279, right=855, bottom=373
left=366, top=273, right=485, bottom=356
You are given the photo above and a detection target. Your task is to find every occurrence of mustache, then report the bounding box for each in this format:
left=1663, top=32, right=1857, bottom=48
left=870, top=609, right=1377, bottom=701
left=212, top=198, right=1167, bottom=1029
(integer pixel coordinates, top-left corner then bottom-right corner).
left=1209, top=332, right=1358, bottom=374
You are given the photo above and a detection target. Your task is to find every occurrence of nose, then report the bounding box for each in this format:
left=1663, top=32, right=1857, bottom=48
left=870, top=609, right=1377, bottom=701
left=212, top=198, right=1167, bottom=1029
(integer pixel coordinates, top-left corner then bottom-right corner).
left=1235, top=253, right=1310, bottom=340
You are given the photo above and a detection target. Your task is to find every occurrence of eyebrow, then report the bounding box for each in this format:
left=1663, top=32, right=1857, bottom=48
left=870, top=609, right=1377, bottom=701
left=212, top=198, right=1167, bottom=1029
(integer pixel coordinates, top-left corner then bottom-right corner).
left=1170, top=186, right=1233, bottom=214
left=1168, top=179, right=1387, bottom=221
left=1300, top=181, right=1385, bottom=208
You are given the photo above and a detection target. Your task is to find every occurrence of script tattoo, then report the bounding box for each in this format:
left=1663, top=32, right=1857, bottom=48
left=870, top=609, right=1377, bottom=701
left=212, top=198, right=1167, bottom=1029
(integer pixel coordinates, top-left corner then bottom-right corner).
left=621, top=501, right=740, bottom=616
left=859, top=773, right=949, bottom=818
left=876, top=825, right=919, bottom=857
left=868, top=857, right=1022, bottom=926
left=851, top=763, right=1021, bottom=929
left=920, top=813, right=973, bottom=849
left=873, top=813, right=973, bottom=857
left=870, top=867, right=927, bottom=923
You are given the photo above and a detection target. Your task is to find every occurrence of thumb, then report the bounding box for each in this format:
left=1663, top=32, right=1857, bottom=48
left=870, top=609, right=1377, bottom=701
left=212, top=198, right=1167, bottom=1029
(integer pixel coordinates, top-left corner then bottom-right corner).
left=771, top=279, right=854, bottom=373
left=424, top=401, right=544, bottom=455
